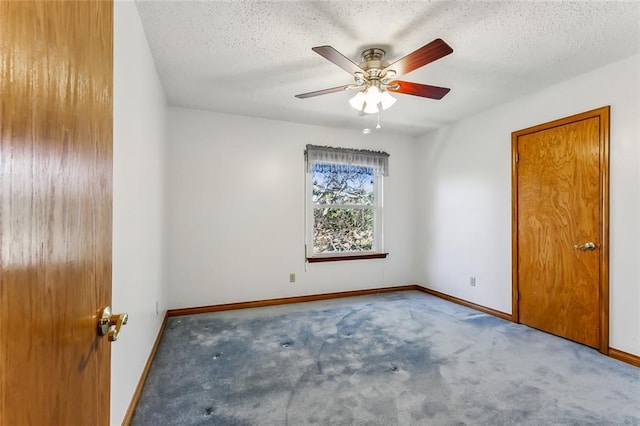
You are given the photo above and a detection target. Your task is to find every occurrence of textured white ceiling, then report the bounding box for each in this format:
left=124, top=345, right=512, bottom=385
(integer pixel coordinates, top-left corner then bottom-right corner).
left=135, top=0, right=640, bottom=136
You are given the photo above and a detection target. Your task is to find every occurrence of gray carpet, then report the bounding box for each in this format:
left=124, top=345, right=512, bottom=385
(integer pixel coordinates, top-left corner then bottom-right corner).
left=132, top=291, right=639, bottom=425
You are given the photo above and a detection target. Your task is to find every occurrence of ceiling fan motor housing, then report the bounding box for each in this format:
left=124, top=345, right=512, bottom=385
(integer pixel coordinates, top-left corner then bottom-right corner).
left=359, top=48, right=390, bottom=81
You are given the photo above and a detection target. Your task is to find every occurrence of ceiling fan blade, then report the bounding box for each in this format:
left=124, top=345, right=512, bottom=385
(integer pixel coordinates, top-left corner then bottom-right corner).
left=383, top=39, right=453, bottom=77
left=387, top=81, right=451, bottom=99
left=295, top=84, right=351, bottom=99
left=312, top=46, right=369, bottom=78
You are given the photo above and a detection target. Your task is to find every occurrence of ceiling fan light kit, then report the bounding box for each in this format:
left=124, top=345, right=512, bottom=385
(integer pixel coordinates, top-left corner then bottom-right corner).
left=295, top=38, right=454, bottom=119
left=348, top=86, right=397, bottom=114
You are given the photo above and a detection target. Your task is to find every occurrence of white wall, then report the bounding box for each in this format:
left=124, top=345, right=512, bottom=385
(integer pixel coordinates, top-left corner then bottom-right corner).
left=415, top=54, right=640, bottom=356
left=167, top=108, right=418, bottom=308
left=112, top=1, right=168, bottom=423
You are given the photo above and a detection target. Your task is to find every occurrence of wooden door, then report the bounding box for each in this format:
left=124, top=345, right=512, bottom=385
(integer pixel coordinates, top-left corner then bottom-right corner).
left=0, top=1, right=113, bottom=424
left=512, top=107, right=609, bottom=352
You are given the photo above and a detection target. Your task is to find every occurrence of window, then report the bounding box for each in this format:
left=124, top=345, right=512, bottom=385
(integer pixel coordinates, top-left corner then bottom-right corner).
left=305, top=145, right=389, bottom=262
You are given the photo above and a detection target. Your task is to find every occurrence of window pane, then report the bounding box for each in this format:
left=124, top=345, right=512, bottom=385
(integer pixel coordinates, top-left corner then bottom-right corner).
left=313, top=208, right=374, bottom=253
left=312, top=163, right=374, bottom=205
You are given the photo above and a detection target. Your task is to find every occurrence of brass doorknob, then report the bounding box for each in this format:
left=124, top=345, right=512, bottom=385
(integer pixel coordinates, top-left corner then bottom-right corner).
left=98, top=306, right=128, bottom=342
left=574, top=242, right=596, bottom=251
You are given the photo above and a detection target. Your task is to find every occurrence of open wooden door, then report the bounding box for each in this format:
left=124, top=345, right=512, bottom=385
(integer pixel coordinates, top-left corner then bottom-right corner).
left=512, top=107, right=609, bottom=352
left=0, top=1, right=113, bottom=424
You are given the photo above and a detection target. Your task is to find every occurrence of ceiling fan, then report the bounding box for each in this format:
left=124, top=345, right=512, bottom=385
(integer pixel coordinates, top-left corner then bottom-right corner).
left=295, top=38, right=453, bottom=115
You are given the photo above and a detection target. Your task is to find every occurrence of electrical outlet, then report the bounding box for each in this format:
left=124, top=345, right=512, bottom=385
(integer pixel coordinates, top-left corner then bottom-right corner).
left=470, top=277, right=477, bottom=287
left=155, top=301, right=159, bottom=315
left=289, top=273, right=296, bottom=283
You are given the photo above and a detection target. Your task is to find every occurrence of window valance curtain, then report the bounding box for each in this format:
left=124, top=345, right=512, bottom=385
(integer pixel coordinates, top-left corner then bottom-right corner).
left=305, top=144, right=390, bottom=176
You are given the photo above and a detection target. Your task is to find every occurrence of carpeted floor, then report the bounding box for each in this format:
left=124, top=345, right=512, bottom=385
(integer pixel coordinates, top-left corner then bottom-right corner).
left=132, top=291, right=639, bottom=425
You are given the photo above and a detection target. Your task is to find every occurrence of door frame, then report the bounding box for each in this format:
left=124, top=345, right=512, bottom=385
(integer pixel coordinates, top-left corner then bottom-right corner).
left=511, top=106, right=610, bottom=354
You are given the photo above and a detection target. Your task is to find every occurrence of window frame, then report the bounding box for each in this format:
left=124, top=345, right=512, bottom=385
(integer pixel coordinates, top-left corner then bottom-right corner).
left=305, top=159, right=387, bottom=263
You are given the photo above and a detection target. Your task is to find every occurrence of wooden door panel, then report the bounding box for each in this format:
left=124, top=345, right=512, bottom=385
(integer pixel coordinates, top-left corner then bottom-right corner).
left=0, top=1, right=112, bottom=424
left=517, top=118, right=600, bottom=347
left=513, top=107, right=609, bottom=352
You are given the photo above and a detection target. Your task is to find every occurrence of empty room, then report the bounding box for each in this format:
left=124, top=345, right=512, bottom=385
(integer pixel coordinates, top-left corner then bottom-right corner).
left=1, top=0, right=639, bottom=425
